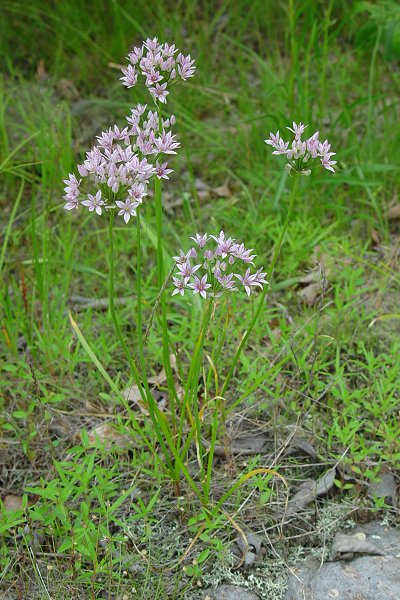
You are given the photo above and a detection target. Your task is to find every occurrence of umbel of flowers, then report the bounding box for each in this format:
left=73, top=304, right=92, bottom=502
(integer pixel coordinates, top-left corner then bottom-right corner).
left=172, top=232, right=268, bottom=298
left=63, top=37, right=195, bottom=222
left=63, top=106, right=179, bottom=222
left=265, top=121, right=336, bottom=176
left=120, top=37, right=196, bottom=104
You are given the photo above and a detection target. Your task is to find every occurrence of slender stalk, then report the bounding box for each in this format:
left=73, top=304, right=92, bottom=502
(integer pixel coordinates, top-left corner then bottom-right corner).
left=204, top=396, right=220, bottom=502
left=188, top=300, right=213, bottom=485
left=184, top=300, right=214, bottom=401
left=108, top=210, right=145, bottom=399
left=176, top=299, right=213, bottom=481
left=136, top=209, right=148, bottom=386
left=108, top=210, right=178, bottom=478
left=182, top=301, right=213, bottom=422
left=221, top=172, right=301, bottom=397
left=154, top=176, right=178, bottom=432
left=206, top=299, right=229, bottom=393
left=154, top=109, right=165, bottom=288
left=154, top=176, right=164, bottom=286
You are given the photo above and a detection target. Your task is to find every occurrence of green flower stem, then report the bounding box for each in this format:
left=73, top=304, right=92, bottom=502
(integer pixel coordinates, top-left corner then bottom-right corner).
left=177, top=299, right=213, bottom=482
left=154, top=176, right=178, bottom=433
left=221, top=172, right=301, bottom=397
left=204, top=395, right=220, bottom=502
left=108, top=210, right=177, bottom=478
left=136, top=209, right=148, bottom=388
left=206, top=300, right=229, bottom=395
left=154, top=176, right=164, bottom=286
left=108, top=210, right=145, bottom=398
left=184, top=299, right=213, bottom=419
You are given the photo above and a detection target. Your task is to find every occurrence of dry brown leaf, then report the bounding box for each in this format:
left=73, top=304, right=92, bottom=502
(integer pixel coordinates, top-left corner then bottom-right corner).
left=84, top=398, right=104, bottom=413
left=230, top=431, right=269, bottom=454
left=151, top=390, right=168, bottom=413
left=86, top=423, right=130, bottom=449
left=315, top=467, right=337, bottom=494
left=235, top=532, right=263, bottom=568
left=298, top=271, right=319, bottom=285
left=286, top=438, right=318, bottom=460
left=148, top=356, right=178, bottom=386
left=194, top=177, right=209, bottom=192
left=330, top=533, right=385, bottom=561
left=148, top=368, right=168, bottom=386
left=194, top=178, right=210, bottom=200
left=371, top=228, right=381, bottom=246
left=163, top=192, right=185, bottom=214
left=212, top=184, right=232, bottom=198
left=123, top=383, right=144, bottom=407
left=123, top=357, right=181, bottom=415
left=310, top=246, right=330, bottom=269
left=298, top=282, right=321, bottom=306
left=387, top=204, right=400, bottom=221
left=56, top=78, right=80, bottom=101
left=297, top=259, right=330, bottom=305
left=368, top=470, right=398, bottom=507
left=286, top=480, right=316, bottom=515
left=286, top=468, right=336, bottom=515
left=3, top=495, right=23, bottom=512
left=202, top=431, right=270, bottom=458
left=123, top=383, right=150, bottom=414
left=36, top=59, right=47, bottom=81
left=193, top=178, right=233, bottom=199
left=299, top=251, right=333, bottom=286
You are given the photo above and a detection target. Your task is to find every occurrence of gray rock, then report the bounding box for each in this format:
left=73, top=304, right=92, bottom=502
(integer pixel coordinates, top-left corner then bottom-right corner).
left=203, top=584, right=260, bottom=599
left=285, top=521, right=400, bottom=600
left=353, top=520, right=400, bottom=553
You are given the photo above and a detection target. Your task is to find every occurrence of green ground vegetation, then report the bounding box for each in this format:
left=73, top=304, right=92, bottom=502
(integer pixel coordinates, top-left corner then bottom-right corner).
left=1, top=1, right=400, bottom=598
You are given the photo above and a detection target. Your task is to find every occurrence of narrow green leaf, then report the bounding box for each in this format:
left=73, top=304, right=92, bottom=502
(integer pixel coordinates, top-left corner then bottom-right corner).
left=69, top=311, right=121, bottom=396
left=58, top=539, right=74, bottom=554
left=0, top=180, right=24, bottom=274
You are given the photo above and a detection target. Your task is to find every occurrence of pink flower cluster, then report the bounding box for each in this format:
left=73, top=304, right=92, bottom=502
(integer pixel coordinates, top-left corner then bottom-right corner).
left=63, top=105, right=179, bottom=222
left=265, top=122, right=337, bottom=175
left=172, top=232, right=268, bottom=299
left=63, top=39, right=196, bottom=222
left=121, top=37, right=196, bottom=105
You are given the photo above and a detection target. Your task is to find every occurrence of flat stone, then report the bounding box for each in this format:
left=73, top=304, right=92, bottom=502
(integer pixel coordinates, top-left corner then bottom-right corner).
left=203, top=584, right=260, bottom=599
left=285, top=521, right=400, bottom=600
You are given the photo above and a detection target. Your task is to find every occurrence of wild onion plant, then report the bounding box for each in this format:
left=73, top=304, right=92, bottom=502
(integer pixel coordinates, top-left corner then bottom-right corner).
left=63, top=39, right=336, bottom=507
